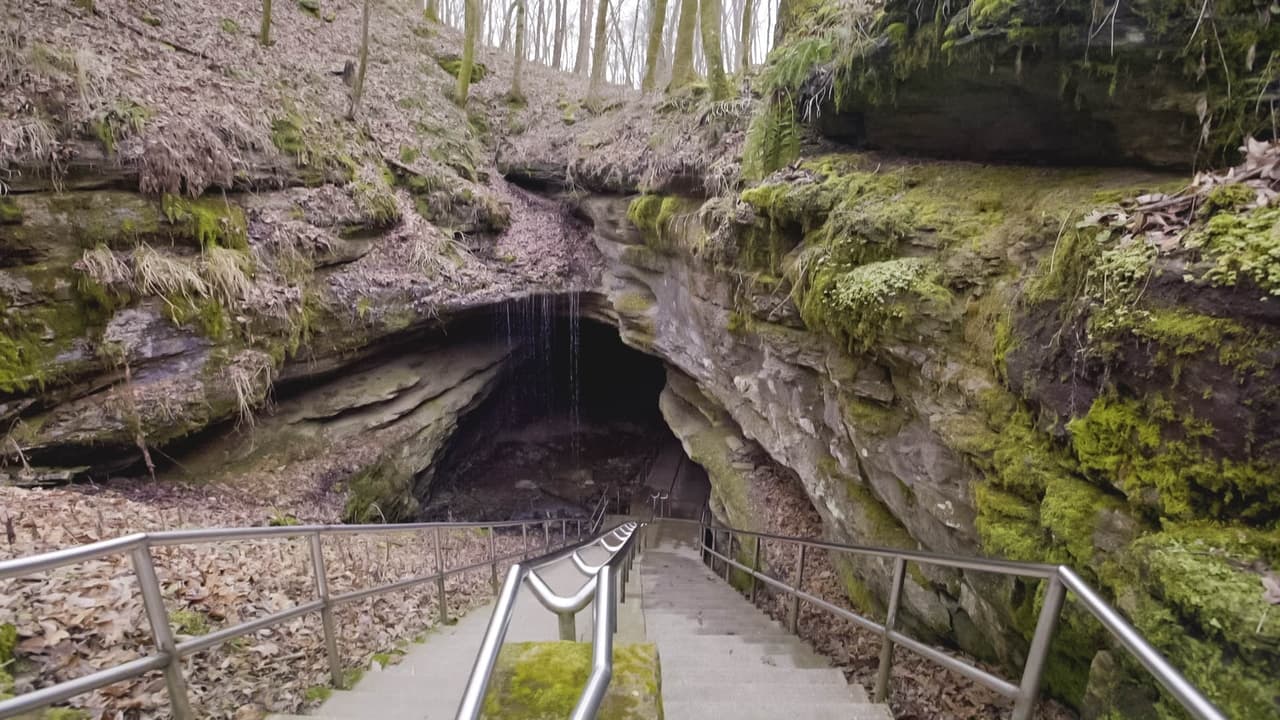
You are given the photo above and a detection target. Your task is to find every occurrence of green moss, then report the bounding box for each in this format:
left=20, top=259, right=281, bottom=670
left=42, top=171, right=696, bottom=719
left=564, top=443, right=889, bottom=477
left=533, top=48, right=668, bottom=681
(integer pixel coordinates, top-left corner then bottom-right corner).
left=303, top=685, right=333, bottom=703
left=170, top=608, right=212, bottom=636
left=161, top=194, right=248, bottom=250
left=0, top=622, right=15, bottom=696
left=1069, top=394, right=1280, bottom=521
left=625, top=195, right=701, bottom=254
left=298, top=0, right=321, bottom=17
left=343, top=455, right=419, bottom=523
left=436, top=57, right=488, bottom=81
left=1108, top=524, right=1280, bottom=720
left=271, top=114, right=307, bottom=156
left=1188, top=206, right=1280, bottom=296
left=219, top=17, right=240, bottom=33
left=480, top=642, right=660, bottom=719
left=340, top=667, right=364, bottom=689
left=0, top=197, right=23, bottom=224
left=92, top=101, right=150, bottom=154
left=802, top=257, right=951, bottom=351
left=398, top=146, right=421, bottom=164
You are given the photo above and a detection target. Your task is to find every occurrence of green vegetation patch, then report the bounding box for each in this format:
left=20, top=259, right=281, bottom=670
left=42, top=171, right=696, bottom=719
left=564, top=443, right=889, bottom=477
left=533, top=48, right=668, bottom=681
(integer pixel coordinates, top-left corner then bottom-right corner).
left=161, top=194, right=248, bottom=250
left=481, top=641, right=660, bottom=720
left=1068, top=394, right=1280, bottom=522
left=625, top=194, right=702, bottom=254
left=1105, top=524, right=1280, bottom=720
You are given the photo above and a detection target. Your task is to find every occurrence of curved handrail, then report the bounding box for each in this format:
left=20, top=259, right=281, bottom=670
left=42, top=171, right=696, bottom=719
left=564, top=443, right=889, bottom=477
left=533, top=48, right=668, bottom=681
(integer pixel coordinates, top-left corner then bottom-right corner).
left=693, top=518, right=1227, bottom=720
left=0, top=517, right=587, bottom=720
left=455, top=521, right=643, bottom=720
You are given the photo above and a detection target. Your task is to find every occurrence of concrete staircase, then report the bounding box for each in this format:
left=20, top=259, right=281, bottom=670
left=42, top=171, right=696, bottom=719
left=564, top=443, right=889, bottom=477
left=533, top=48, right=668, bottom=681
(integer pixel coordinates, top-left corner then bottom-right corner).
left=271, top=521, right=893, bottom=719
left=642, top=522, right=893, bottom=720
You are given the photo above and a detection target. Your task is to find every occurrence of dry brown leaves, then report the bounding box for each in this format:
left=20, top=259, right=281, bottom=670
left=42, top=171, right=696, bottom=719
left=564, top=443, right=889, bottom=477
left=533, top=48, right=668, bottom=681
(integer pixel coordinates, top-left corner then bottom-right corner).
left=1113, top=138, right=1280, bottom=249
left=728, top=465, right=1074, bottom=720
left=0, top=485, right=544, bottom=719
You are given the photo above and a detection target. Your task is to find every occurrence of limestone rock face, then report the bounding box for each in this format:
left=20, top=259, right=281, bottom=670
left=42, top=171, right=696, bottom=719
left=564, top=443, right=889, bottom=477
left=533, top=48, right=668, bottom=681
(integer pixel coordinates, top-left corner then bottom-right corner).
left=579, top=150, right=1280, bottom=717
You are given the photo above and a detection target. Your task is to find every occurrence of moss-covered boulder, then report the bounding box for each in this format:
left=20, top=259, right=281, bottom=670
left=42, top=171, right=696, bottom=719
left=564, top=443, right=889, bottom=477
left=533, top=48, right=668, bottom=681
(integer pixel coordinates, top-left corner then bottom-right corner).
left=481, top=641, right=661, bottom=720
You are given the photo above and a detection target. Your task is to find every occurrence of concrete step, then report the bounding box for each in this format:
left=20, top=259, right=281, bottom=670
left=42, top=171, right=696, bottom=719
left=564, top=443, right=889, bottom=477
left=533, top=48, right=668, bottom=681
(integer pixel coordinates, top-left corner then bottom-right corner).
left=663, top=700, right=894, bottom=720
left=657, top=666, right=853, bottom=687
left=661, top=681, right=864, bottom=704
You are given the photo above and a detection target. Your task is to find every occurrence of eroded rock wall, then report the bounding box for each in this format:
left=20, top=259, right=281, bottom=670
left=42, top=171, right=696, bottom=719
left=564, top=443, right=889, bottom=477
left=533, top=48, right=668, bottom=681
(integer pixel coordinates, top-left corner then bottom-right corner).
left=573, top=152, right=1280, bottom=718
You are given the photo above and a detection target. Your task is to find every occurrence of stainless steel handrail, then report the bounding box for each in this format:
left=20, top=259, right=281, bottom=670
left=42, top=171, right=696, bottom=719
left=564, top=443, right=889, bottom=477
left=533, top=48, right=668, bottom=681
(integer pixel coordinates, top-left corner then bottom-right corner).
left=455, top=521, right=643, bottom=720
left=691, top=518, right=1227, bottom=720
left=0, top=517, right=587, bottom=719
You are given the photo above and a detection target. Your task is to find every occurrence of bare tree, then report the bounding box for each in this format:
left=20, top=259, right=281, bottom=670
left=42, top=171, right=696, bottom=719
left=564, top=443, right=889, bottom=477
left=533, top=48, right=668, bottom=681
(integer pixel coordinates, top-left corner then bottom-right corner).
left=347, top=0, right=371, bottom=120
left=551, top=0, right=567, bottom=68
left=737, top=0, right=752, bottom=72
left=457, top=0, right=480, bottom=103
left=574, top=0, right=593, bottom=73
left=260, top=0, right=273, bottom=46
left=668, top=0, right=697, bottom=91
left=698, top=0, right=728, bottom=98
left=586, top=0, right=609, bottom=99
left=640, top=0, right=668, bottom=91
left=511, top=0, right=527, bottom=98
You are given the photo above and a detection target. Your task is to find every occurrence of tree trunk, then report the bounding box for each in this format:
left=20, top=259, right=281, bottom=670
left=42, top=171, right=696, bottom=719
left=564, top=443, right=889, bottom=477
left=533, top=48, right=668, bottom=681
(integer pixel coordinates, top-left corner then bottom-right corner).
left=667, top=0, right=697, bottom=91
left=586, top=0, right=609, bottom=99
left=347, top=0, right=371, bottom=120
left=501, top=0, right=516, bottom=49
left=640, top=0, right=668, bottom=91
left=573, top=0, right=593, bottom=74
left=457, top=0, right=480, bottom=103
left=425, top=0, right=439, bottom=22
left=511, top=0, right=527, bottom=98
left=259, top=0, right=272, bottom=46
left=698, top=0, right=728, bottom=98
left=738, top=0, right=753, bottom=72
left=608, top=8, right=628, bottom=85
left=551, top=0, right=566, bottom=69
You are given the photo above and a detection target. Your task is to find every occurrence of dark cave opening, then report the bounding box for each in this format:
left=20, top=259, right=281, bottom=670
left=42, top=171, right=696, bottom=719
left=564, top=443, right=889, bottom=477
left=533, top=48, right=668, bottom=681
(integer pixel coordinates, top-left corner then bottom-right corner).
left=420, top=293, right=709, bottom=522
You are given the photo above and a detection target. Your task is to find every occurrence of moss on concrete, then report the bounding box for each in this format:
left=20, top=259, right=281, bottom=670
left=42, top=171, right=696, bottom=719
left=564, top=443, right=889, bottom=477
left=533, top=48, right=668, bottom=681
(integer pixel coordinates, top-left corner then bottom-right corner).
left=480, top=641, right=661, bottom=720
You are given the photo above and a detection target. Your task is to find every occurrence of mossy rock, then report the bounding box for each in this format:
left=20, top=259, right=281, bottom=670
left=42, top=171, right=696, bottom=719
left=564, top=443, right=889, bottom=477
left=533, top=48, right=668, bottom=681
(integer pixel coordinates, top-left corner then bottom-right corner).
left=481, top=641, right=661, bottom=720
left=161, top=194, right=249, bottom=250
left=297, top=0, right=321, bottom=17
left=435, top=55, right=488, bottom=81
left=800, top=0, right=1278, bottom=167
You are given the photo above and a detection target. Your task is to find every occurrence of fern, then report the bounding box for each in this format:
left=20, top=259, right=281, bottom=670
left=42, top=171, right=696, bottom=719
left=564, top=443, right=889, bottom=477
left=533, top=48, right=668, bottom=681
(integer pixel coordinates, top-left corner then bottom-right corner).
left=741, top=99, right=801, bottom=180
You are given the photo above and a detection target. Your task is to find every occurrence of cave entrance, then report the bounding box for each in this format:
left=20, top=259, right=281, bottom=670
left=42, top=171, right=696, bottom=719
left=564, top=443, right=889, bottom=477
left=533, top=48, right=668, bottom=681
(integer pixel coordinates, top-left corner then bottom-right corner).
left=422, top=293, right=709, bottom=522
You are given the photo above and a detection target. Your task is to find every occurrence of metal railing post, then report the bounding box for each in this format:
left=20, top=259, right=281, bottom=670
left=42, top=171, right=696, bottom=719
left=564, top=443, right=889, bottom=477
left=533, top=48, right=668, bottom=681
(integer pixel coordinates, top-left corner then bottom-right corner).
left=561, top=519, right=567, bottom=547
left=488, top=527, right=499, bottom=595
left=309, top=534, right=343, bottom=688
left=788, top=544, right=806, bottom=634
left=434, top=527, right=449, bottom=625
left=558, top=611, right=577, bottom=641
left=522, top=523, right=529, bottom=559
left=544, top=520, right=550, bottom=550
left=749, top=538, right=762, bottom=604
left=130, top=545, right=194, bottom=719
left=874, top=557, right=907, bottom=702
left=1012, top=575, right=1067, bottom=720
left=723, top=530, right=732, bottom=582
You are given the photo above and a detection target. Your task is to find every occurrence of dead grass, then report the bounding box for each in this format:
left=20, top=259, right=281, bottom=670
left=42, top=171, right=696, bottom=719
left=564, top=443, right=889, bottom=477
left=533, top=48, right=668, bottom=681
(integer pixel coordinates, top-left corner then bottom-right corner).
left=202, top=246, right=255, bottom=307
left=132, top=244, right=207, bottom=304
left=76, top=244, right=131, bottom=288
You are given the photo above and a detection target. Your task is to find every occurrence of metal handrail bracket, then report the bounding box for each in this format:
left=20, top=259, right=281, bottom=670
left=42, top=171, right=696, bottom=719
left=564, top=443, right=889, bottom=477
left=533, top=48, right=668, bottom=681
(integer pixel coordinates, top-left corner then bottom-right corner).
left=455, top=521, right=642, bottom=720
